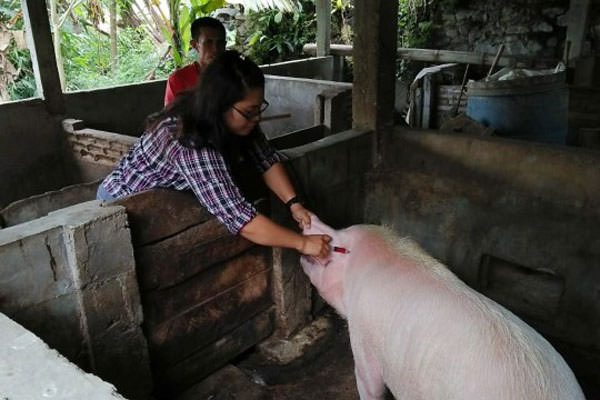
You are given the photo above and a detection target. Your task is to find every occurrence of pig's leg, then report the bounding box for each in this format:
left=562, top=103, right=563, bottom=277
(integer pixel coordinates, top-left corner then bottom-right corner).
left=351, top=334, right=386, bottom=400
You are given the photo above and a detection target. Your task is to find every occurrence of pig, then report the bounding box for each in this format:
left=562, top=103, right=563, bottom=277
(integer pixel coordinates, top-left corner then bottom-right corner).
left=300, top=215, right=586, bottom=400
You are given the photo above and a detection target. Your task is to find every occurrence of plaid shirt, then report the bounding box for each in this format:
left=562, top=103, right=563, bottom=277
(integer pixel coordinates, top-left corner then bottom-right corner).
left=102, top=117, right=281, bottom=234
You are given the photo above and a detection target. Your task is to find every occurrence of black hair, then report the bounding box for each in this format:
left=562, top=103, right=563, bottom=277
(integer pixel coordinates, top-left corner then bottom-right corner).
left=191, top=16, right=225, bottom=41
left=147, top=50, right=264, bottom=160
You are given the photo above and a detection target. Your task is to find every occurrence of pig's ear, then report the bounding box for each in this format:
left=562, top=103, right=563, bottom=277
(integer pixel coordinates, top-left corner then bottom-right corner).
left=307, top=213, right=336, bottom=236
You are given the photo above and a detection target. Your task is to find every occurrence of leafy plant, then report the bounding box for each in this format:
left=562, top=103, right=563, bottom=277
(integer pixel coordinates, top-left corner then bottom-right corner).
left=0, top=0, right=37, bottom=102
left=236, top=0, right=315, bottom=65
left=61, top=24, right=174, bottom=91
left=397, top=0, right=436, bottom=80
left=331, top=0, right=352, bottom=44
left=162, top=0, right=227, bottom=67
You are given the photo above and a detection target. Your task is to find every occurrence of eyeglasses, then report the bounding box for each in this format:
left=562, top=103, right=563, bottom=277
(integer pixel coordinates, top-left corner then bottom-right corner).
left=232, top=100, right=270, bottom=120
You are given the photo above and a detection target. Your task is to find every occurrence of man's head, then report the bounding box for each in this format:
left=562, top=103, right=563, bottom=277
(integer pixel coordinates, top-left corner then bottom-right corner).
left=191, top=17, right=226, bottom=71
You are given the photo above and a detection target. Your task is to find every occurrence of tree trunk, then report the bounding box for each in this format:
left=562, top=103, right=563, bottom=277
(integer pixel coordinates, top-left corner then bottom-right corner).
left=169, top=0, right=182, bottom=67
left=110, top=0, right=117, bottom=72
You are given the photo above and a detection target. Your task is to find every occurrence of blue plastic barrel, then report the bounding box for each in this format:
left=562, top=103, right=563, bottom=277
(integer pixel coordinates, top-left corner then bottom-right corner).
left=466, top=72, right=568, bottom=144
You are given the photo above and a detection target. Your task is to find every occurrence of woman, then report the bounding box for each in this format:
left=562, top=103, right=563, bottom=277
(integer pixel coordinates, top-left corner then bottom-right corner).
left=97, top=51, right=331, bottom=257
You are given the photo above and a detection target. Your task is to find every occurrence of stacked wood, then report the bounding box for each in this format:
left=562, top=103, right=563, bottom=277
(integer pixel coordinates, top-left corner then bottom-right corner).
left=111, top=189, right=274, bottom=397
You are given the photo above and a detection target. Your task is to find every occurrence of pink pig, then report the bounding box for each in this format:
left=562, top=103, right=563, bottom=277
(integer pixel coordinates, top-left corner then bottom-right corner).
left=300, top=215, right=585, bottom=400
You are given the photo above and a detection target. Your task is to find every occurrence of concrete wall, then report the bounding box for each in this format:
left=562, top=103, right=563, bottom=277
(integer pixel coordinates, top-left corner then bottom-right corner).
left=0, top=57, right=348, bottom=209
left=63, top=80, right=165, bottom=136
left=365, top=128, right=600, bottom=389
left=0, top=99, right=69, bottom=209
left=270, top=129, right=373, bottom=335
left=0, top=313, right=126, bottom=399
left=0, top=201, right=153, bottom=399
left=61, top=57, right=345, bottom=137
left=261, top=56, right=344, bottom=81
left=263, top=76, right=352, bottom=139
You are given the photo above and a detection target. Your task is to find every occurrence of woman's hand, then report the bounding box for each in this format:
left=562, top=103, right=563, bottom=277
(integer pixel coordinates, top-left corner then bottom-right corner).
left=290, top=203, right=312, bottom=229
left=298, top=234, right=332, bottom=258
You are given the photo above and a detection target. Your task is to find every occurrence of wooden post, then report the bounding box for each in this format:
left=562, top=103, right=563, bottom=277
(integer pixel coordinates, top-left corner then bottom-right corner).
left=316, top=0, right=331, bottom=57
left=566, top=0, right=591, bottom=62
left=422, top=75, right=433, bottom=129
left=353, top=0, right=399, bottom=165
left=21, top=0, right=64, bottom=114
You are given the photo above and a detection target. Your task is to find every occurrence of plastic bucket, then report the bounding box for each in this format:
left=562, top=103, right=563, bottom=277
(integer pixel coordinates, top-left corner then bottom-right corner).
left=466, top=72, right=568, bottom=144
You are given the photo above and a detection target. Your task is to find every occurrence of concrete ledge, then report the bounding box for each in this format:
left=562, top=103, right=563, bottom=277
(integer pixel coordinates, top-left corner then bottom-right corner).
left=0, top=312, right=126, bottom=399
left=0, top=201, right=152, bottom=399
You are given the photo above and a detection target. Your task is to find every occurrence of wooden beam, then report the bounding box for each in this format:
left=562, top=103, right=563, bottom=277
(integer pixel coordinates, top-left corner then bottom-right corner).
left=303, top=43, right=552, bottom=68
left=316, top=0, right=331, bottom=56
left=21, top=0, right=64, bottom=113
left=565, top=0, right=591, bottom=62
left=353, top=0, right=398, bottom=165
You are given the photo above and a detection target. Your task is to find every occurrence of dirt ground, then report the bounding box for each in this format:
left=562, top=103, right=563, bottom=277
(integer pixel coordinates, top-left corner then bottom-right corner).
left=177, top=310, right=599, bottom=400
left=177, top=311, right=363, bottom=400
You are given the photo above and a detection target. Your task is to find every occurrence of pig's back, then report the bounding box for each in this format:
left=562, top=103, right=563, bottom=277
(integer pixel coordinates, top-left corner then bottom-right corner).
left=342, top=227, right=585, bottom=400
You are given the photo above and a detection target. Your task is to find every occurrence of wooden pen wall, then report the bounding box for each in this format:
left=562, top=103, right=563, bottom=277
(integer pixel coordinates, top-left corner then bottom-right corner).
left=112, top=189, right=274, bottom=397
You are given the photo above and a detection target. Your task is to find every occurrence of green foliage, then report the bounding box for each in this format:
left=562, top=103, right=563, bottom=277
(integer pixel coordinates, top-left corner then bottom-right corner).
left=0, top=0, right=37, bottom=101
left=61, top=26, right=174, bottom=91
left=166, top=0, right=227, bottom=67
left=235, top=1, right=315, bottom=65
left=397, top=0, right=435, bottom=48
left=397, top=0, right=436, bottom=80
left=6, top=46, right=36, bottom=99
left=331, top=0, right=352, bottom=44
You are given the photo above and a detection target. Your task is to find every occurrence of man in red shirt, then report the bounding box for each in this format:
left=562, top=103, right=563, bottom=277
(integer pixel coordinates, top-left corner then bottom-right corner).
left=164, top=17, right=226, bottom=106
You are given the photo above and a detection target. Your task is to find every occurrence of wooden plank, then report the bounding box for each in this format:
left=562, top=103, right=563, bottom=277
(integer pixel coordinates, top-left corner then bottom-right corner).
left=303, top=44, right=550, bottom=68
left=136, top=220, right=255, bottom=290
left=142, top=247, right=270, bottom=327
left=153, top=309, right=274, bottom=397
left=110, top=189, right=213, bottom=246
left=147, top=271, right=272, bottom=367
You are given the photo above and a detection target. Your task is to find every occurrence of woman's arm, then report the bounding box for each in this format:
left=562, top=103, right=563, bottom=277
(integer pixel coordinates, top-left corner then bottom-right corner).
left=262, top=162, right=312, bottom=228
left=262, top=162, right=296, bottom=203
left=240, top=213, right=331, bottom=258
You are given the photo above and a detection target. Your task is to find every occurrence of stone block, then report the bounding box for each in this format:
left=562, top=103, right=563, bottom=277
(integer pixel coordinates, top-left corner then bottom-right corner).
left=5, top=293, right=89, bottom=367
left=0, top=179, right=100, bottom=227
left=0, top=226, right=73, bottom=310
left=81, top=273, right=152, bottom=399
left=63, top=208, right=136, bottom=285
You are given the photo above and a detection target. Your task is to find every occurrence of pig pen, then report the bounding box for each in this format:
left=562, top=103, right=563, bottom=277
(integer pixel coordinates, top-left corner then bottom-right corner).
left=1, top=67, right=599, bottom=398
left=1, top=121, right=599, bottom=398
left=0, top=123, right=370, bottom=399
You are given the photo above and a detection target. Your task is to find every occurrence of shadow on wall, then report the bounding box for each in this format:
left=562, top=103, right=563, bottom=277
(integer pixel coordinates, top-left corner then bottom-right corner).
left=364, top=128, right=600, bottom=394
